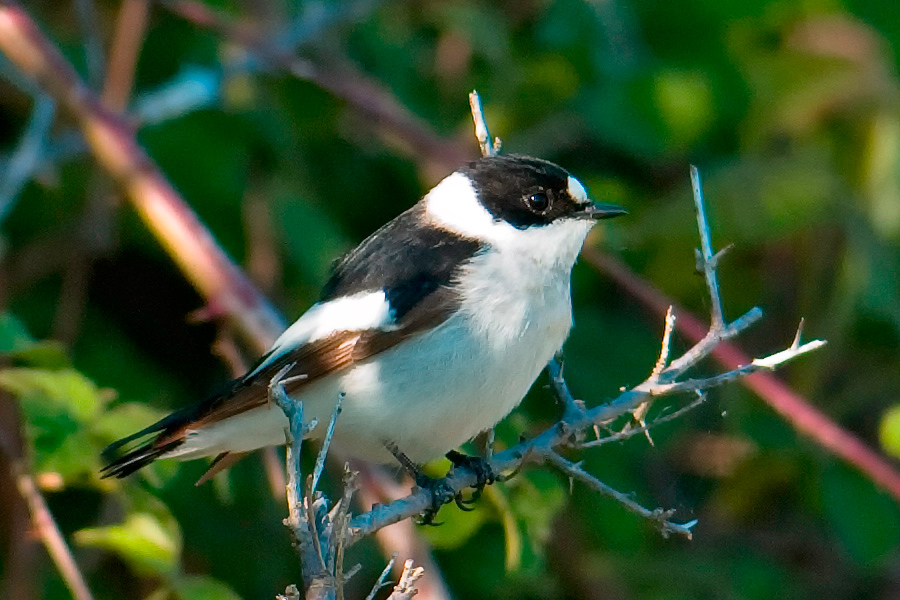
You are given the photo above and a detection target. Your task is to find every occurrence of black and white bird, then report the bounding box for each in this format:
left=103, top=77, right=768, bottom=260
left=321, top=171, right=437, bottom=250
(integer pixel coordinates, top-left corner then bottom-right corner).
left=102, top=154, right=626, bottom=481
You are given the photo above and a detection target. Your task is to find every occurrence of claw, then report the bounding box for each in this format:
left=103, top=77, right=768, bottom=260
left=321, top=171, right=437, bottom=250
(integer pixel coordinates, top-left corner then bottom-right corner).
left=446, top=450, right=496, bottom=491
left=414, top=474, right=456, bottom=525
left=454, top=493, right=475, bottom=511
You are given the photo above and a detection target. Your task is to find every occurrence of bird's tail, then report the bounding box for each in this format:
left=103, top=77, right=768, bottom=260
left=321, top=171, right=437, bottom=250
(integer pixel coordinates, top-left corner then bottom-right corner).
left=100, top=413, right=187, bottom=478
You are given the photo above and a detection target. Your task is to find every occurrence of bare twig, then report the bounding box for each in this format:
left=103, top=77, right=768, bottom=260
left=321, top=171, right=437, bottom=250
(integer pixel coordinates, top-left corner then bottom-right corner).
left=690, top=165, right=726, bottom=329
left=547, top=355, right=585, bottom=422
left=101, top=0, right=150, bottom=111
left=72, top=0, right=104, bottom=88
left=468, top=90, right=500, bottom=157
left=11, top=465, right=96, bottom=600
left=0, top=93, right=55, bottom=221
left=630, top=305, right=677, bottom=443
left=270, top=367, right=362, bottom=600
left=0, top=414, right=95, bottom=600
left=365, top=556, right=397, bottom=600
left=310, top=394, right=343, bottom=495
left=545, top=452, right=696, bottom=539
left=651, top=306, right=676, bottom=380
left=581, top=392, right=709, bottom=449
left=386, top=560, right=425, bottom=600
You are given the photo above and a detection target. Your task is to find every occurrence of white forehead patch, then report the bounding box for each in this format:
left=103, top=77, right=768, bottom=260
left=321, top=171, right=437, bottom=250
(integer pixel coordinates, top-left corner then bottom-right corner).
left=567, top=176, right=588, bottom=204
left=424, top=172, right=515, bottom=244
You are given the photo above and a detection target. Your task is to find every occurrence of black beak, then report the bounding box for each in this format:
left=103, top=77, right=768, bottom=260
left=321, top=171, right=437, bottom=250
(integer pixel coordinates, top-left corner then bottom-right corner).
left=578, top=202, right=628, bottom=220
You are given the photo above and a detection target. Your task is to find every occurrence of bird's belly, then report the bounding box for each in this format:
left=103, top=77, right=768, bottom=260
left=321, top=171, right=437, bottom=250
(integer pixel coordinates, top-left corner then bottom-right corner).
left=179, top=293, right=572, bottom=464
left=316, top=304, right=572, bottom=463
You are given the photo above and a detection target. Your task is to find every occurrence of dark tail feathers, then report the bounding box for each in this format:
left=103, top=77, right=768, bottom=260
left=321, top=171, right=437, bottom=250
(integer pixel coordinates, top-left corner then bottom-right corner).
left=100, top=415, right=185, bottom=479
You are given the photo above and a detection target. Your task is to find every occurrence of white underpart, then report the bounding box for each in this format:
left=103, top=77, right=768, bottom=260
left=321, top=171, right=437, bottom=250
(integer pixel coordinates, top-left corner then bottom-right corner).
left=169, top=170, right=598, bottom=463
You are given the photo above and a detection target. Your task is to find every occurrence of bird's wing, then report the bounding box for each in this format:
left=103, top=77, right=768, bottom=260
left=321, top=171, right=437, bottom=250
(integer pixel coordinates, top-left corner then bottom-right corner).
left=101, top=208, right=483, bottom=478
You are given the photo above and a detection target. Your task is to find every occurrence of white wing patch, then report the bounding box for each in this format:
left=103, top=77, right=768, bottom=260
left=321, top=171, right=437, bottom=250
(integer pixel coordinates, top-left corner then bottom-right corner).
left=248, top=290, right=393, bottom=377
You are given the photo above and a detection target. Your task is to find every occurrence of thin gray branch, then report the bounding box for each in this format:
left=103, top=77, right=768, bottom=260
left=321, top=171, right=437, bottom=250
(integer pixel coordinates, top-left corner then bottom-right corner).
left=547, top=355, right=585, bottom=422
left=468, top=90, right=500, bottom=157
left=73, top=0, right=105, bottom=88
left=386, top=560, right=425, bottom=600
left=690, top=165, right=726, bottom=329
left=545, top=451, right=696, bottom=539
left=650, top=306, right=676, bottom=380
left=0, top=94, right=55, bottom=221
left=365, top=556, right=397, bottom=600
left=647, top=337, right=826, bottom=398
left=311, top=393, right=343, bottom=495
left=580, top=392, right=708, bottom=449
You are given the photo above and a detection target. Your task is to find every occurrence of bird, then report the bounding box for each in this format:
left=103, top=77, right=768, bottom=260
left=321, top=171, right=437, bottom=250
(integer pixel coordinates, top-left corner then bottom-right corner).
left=101, top=154, right=626, bottom=483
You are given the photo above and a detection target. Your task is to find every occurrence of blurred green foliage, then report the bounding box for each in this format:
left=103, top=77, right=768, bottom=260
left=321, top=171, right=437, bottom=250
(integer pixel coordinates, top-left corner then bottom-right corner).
left=2, top=0, right=900, bottom=598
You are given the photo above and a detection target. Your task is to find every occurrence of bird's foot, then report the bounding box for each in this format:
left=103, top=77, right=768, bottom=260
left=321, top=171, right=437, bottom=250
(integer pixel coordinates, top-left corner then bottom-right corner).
left=384, top=441, right=456, bottom=525
left=413, top=473, right=457, bottom=525
left=446, top=450, right=496, bottom=508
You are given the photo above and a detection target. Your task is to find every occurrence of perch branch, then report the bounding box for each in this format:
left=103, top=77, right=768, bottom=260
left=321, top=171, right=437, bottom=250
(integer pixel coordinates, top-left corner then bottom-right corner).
left=270, top=369, right=427, bottom=600
left=348, top=313, right=821, bottom=542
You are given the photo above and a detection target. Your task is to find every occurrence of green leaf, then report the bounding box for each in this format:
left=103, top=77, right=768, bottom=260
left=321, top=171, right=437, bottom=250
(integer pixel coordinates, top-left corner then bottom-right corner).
left=0, top=368, right=104, bottom=422
left=879, top=405, right=900, bottom=459
left=0, top=312, right=34, bottom=353
left=1, top=367, right=110, bottom=479
left=173, top=575, right=243, bottom=600
left=820, top=462, right=900, bottom=568
left=8, top=340, right=71, bottom=369
left=421, top=493, right=491, bottom=550
left=75, top=512, right=180, bottom=577
left=92, top=402, right=167, bottom=444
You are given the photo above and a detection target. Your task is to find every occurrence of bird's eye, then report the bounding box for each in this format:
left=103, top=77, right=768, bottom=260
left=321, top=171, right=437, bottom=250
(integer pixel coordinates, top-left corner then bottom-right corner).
left=526, top=192, right=550, bottom=213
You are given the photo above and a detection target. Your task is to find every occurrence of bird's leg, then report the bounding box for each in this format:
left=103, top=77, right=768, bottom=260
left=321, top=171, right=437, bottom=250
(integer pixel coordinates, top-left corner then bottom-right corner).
left=445, top=449, right=496, bottom=508
left=383, top=441, right=454, bottom=525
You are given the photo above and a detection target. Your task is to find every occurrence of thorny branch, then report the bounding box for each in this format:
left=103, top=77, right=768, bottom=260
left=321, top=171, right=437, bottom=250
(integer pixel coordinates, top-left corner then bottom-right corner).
left=269, top=368, right=427, bottom=600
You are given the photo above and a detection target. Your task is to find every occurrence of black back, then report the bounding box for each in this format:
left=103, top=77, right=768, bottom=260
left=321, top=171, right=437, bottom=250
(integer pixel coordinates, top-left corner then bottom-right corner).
left=321, top=203, right=483, bottom=320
